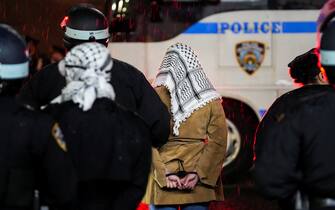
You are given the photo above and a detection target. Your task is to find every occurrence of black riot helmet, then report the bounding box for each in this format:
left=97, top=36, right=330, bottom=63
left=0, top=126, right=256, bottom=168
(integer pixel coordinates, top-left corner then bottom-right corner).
left=320, top=21, right=335, bottom=84
left=0, top=24, right=29, bottom=96
left=61, top=4, right=110, bottom=50
left=317, top=0, right=335, bottom=84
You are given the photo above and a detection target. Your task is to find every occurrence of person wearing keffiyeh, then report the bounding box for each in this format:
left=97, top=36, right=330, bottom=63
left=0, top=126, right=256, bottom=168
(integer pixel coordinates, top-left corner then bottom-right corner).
left=47, top=42, right=152, bottom=210
left=144, top=43, right=228, bottom=210
left=18, top=4, right=169, bottom=150
left=51, top=42, right=115, bottom=110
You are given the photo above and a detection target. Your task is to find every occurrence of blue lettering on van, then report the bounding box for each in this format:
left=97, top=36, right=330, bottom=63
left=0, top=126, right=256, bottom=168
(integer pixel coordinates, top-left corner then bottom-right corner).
left=254, top=22, right=259, bottom=34
left=260, top=22, right=270, bottom=33
left=272, top=22, right=281, bottom=33
left=183, top=21, right=316, bottom=34
left=244, top=22, right=253, bottom=34
left=231, top=22, right=242, bottom=33
left=221, top=21, right=278, bottom=34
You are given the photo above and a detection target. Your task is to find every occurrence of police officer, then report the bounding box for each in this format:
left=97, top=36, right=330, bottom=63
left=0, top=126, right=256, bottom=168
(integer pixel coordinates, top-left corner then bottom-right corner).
left=0, top=24, right=76, bottom=210
left=18, top=4, right=170, bottom=148
left=47, top=42, right=151, bottom=210
left=253, top=13, right=335, bottom=210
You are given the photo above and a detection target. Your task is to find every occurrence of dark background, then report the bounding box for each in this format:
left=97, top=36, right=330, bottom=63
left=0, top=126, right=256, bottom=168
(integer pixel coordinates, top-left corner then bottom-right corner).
left=0, top=0, right=105, bottom=52
left=1, top=0, right=326, bottom=54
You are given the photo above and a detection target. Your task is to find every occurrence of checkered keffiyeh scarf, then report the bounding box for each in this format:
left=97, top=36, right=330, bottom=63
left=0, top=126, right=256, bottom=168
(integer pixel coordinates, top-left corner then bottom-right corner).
left=153, top=43, right=221, bottom=136
left=51, top=42, right=115, bottom=111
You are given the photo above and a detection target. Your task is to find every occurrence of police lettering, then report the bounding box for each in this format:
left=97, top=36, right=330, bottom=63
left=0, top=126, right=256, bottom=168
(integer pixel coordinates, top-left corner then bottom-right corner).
left=221, top=22, right=282, bottom=34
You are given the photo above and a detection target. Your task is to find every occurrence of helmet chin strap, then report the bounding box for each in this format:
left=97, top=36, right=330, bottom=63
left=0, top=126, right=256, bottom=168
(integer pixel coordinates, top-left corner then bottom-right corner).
left=63, top=37, right=74, bottom=50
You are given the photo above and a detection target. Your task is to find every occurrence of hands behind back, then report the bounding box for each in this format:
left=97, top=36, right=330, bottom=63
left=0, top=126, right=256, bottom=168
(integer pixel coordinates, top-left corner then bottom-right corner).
left=165, top=172, right=199, bottom=190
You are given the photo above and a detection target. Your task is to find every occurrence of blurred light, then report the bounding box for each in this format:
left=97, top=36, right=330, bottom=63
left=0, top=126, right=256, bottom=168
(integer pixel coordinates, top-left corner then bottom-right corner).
left=60, top=16, right=69, bottom=29
left=122, top=14, right=126, bottom=18
left=25, top=49, right=29, bottom=57
left=118, top=1, right=124, bottom=13
left=116, top=14, right=121, bottom=18
left=122, top=7, right=127, bottom=12
left=111, top=3, right=117, bottom=11
left=125, top=0, right=130, bottom=2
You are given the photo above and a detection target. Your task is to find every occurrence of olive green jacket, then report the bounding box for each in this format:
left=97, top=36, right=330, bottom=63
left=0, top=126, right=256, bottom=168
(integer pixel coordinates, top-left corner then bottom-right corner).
left=145, top=86, right=227, bottom=205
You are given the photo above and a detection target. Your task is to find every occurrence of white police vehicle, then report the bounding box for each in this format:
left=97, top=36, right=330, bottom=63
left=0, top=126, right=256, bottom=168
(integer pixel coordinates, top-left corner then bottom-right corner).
left=106, top=0, right=327, bottom=182
left=1, top=0, right=327, bottom=183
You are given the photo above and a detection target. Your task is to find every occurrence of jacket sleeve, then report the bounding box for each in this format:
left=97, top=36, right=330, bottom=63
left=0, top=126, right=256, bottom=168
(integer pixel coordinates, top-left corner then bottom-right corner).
left=33, top=120, right=77, bottom=209
left=196, top=100, right=227, bottom=187
left=253, top=109, right=301, bottom=200
left=134, top=72, right=170, bottom=148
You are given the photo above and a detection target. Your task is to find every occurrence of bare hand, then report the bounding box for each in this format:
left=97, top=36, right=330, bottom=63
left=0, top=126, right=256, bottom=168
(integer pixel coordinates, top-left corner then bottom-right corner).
left=166, top=175, right=182, bottom=189
left=180, top=173, right=199, bottom=190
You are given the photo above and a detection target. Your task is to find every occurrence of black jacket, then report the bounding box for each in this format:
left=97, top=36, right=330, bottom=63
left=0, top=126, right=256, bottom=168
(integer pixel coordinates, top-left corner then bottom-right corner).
left=253, top=85, right=335, bottom=200
left=47, top=98, right=151, bottom=195
left=0, top=97, right=76, bottom=209
left=18, top=59, right=170, bottom=148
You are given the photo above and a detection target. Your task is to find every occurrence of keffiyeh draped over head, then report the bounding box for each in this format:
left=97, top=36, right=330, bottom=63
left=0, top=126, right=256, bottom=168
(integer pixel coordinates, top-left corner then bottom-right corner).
left=153, top=43, right=221, bottom=136
left=52, top=42, right=115, bottom=111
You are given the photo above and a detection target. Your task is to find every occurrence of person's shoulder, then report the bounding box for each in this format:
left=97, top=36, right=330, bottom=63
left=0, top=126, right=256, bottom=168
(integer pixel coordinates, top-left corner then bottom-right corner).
left=155, top=86, right=169, bottom=97
left=274, top=88, right=300, bottom=104
left=209, top=98, right=222, bottom=106
left=40, top=62, right=59, bottom=72
left=30, top=62, right=61, bottom=80
left=270, top=85, right=332, bottom=109
left=113, top=58, right=143, bottom=75
left=296, top=85, right=335, bottom=103
left=111, top=58, right=148, bottom=88
left=280, top=85, right=335, bottom=117
left=207, top=98, right=224, bottom=114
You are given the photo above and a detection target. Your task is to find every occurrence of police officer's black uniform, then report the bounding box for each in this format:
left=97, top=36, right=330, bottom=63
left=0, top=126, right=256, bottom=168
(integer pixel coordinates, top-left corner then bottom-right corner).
left=0, top=97, right=76, bottom=210
left=18, top=4, right=170, bottom=148
left=253, top=85, right=335, bottom=210
left=254, top=8, right=335, bottom=207
left=19, top=58, right=169, bottom=148
left=48, top=98, right=151, bottom=210
left=0, top=24, right=76, bottom=210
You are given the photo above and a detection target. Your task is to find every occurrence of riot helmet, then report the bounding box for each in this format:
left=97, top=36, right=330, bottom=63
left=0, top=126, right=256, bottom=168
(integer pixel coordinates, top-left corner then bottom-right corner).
left=61, top=4, right=110, bottom=50
left=320, top=21, right=335, bottom=84
left=0, top=24, right=29, bottom=96
left=317, top=0, right=335, bottom=84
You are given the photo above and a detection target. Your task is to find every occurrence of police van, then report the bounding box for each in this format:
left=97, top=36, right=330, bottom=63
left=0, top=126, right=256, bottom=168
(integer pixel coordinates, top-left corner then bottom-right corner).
left=106, top=0, right=326, bottom=182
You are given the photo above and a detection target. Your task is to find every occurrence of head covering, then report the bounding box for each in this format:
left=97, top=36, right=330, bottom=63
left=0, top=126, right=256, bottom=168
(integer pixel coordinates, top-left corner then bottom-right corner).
left=153, top=43, right=221, bottom=136
left=288, top=48, right=321, bottom=84
left=51, top=42, right=114, bottom=111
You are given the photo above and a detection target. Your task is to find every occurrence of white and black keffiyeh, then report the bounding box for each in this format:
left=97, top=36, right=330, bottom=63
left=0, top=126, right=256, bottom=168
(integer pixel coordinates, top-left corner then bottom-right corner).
left=51, top=42, right=115, bottom=111
left=153, top=43, right=221, bottom=136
